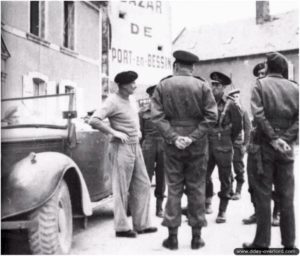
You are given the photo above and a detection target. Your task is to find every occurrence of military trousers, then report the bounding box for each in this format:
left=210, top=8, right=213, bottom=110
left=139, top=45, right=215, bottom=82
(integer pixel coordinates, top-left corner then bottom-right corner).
left=206, top=134, right=233, bottom=200
left=246, top=149, right=258, bottom=207
left=162, top=136, right=208, bottom=228
left=247, top=149, right=280, bottom=208
left=142, top=136, right=165, bottom=199
left=232, top=144, right=245, bottom=184
left=247, top=148, right=280, bottom=210
left=251, top=141, right=295, bottom=248
left=108, top=141, right=152, bottom=232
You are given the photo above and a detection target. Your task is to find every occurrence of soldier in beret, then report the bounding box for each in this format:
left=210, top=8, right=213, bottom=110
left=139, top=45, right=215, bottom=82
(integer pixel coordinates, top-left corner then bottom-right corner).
left=253, top=62, right=266, bottom=78
left=205, top=72, right=242, bottom=223
left=242, top=62, right=280, bottom=227
left=139, top=85, right=166, bottom=218
left=89, top=71, right=157, bottom=238
left=151, top=50, right=218, bottom=250
left=243, top=52, right=298, bottom=249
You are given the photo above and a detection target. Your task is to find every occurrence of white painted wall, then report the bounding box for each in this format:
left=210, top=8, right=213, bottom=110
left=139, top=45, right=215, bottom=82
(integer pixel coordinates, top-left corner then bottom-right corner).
left=109, top=1, right=173, bottom=100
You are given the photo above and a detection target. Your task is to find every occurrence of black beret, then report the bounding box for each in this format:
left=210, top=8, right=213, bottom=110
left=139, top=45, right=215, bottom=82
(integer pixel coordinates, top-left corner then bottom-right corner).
left=146, top=85, right=156, bottom=95
left=210, top=71, right=231, bottom=86
left=114, top=71, right=138, bottom=85
left=227, top=89, right=240, bottom=97
left=266, top=52, right=288, bottom=77
left=173, top=50, right=199, bottom=64
left=253, top=62, right=265, bottom=77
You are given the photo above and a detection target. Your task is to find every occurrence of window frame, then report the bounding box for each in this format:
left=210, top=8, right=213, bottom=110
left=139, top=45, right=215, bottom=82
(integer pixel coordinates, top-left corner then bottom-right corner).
left=29, top=1, right=46, bottom=38
left=63, top=1, right=75, bottom=50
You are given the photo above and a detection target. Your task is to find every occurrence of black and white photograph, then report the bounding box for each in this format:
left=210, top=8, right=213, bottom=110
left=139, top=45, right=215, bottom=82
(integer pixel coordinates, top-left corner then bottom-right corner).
left=1, top=0, right=299, bottom=255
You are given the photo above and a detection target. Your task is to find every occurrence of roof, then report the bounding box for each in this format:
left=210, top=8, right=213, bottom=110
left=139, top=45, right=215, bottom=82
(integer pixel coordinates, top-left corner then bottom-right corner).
left=173, top=9, right=299, bottom=61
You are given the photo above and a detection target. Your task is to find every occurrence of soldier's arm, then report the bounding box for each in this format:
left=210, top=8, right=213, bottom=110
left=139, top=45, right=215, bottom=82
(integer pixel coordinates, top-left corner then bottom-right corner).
left=243, top=110, right=252, bottom=147
left=280, top=115, right=299, bottom=143
left=251, top=81, right=278, bottom=141
left=89, top=117, right=115, bottom=136
left=151, top=83, right=179, bottom=143
left=229, top=102, right=243, bottom=142
left=89, top=98, right=129, bottom=143
left=188, top=85, right=218, bottom=142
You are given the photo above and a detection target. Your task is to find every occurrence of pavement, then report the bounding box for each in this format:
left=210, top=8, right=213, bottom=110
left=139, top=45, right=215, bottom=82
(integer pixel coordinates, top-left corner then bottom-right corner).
left=70, top=148, right=299, bottom=255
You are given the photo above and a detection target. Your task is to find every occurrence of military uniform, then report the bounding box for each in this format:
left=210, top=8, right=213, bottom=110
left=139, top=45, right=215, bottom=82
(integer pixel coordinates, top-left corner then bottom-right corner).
left=245, top=52, right=299, bottom=248
left=139, top=86, right=165, bottom=217
left=151, top=50, right=218, bottom=250
left=205, top=72, right=242, bottom=223
left=231, top=99, right=251, bottom=200
left=243, top=63, right=280, bottom=226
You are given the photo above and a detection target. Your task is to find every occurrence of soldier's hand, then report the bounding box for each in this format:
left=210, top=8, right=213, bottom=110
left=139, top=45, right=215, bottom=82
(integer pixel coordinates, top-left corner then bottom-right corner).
left=175, top=136, right=193, bottom=149
left=175, top=137, right=187, bottom=150
left=270, top=138, right=291, bottom=153
left=182, top=137, right=193, bottom=148
left=270, top=139, right=281, bottom=151
left=113, top=130, right=129, bottom=143
left=241, top=145, right=247, bottom=154
left=277, top=138, right=291, bottom=152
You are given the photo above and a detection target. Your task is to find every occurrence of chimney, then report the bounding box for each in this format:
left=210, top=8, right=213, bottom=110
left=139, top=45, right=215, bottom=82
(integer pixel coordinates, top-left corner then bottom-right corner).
left=256, top=1, right=271, bottom=24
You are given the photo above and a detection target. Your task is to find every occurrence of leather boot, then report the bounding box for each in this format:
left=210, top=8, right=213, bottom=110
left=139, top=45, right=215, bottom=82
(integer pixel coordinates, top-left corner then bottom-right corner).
left=156, top=198, right=164, bottom=218
left=232, top=182, right=243, bottom=200
left=216, top=199, right=228, bottom=223
left=271, top=203, right=280, bottom=227
left=242, top=213, right=256, bottom=225
left=191, top=227, right=205, bottom=249
left=162, top=227, right=178, bottom=250
left=205, top=197, right=213, bottom=214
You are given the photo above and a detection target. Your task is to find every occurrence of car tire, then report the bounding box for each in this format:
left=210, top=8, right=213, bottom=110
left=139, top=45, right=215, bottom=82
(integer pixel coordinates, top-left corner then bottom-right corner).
left=28, top=180, right=73, bottom=254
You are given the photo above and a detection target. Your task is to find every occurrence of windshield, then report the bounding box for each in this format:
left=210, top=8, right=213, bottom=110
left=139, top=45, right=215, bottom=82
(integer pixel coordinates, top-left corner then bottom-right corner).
left=1, top=94, right=74, bottom=128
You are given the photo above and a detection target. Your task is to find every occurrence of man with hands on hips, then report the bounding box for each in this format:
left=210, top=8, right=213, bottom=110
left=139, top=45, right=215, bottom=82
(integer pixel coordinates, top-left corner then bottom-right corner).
left=89, top=71, right=157, bottom=238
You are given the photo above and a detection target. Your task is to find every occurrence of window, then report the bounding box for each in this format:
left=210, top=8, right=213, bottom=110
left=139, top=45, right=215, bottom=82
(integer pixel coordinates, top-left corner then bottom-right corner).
left=33, top=77, right=47, bottom=96
left=64, top=1, right=75, bottom=49
left=59, top=80, right=76, bottom=94
left=64, top=85, right=75, bottom=94
left=30, top=1, right=45, bottom=38
left=23, top=72, right=48, bottom=97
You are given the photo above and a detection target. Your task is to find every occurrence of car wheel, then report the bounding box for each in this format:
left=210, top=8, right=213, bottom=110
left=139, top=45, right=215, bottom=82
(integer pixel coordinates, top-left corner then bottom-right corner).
left=28, top=180, right=73, bottom=254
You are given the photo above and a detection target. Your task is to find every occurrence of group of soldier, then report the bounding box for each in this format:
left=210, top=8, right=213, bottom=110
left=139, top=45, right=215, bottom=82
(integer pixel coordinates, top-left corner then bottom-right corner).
left=89, top=49, right=298, bottom=251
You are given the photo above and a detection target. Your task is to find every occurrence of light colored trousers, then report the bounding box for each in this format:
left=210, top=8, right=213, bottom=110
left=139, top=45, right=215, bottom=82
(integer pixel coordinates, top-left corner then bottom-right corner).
left=108, top=141, right=152, bottom=232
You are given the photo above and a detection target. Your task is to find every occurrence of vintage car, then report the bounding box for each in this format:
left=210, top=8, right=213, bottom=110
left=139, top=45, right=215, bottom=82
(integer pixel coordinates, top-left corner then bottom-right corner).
left=1, top=93, right=112, bottom=254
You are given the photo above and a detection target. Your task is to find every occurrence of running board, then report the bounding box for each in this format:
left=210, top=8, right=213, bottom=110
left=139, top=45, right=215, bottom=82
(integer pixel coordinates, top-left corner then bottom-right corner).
left=90, top=195, right=113, bottom=210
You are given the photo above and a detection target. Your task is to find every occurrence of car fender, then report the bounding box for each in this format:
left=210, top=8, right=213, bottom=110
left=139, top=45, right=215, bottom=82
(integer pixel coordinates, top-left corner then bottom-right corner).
left=1, top=152, right=92, bottom=219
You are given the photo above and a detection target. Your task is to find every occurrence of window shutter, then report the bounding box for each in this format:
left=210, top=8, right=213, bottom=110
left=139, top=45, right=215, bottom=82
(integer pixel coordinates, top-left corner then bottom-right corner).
left=47, top=81, right=57, bottom=95
left=59, top=82, right=65, bottom=94
left=23, top=75, right=33, bottom=97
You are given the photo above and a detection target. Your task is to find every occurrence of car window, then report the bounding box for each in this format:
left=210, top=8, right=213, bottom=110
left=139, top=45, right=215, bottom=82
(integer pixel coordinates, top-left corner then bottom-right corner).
left=1, top=94, right=72, bottom=128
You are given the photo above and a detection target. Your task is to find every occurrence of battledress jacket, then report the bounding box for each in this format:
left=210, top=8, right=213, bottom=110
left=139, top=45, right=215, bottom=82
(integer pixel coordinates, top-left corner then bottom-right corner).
left=251, top=74, right=299, bottom=143
left=151, top=71, right=218, bottom=143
